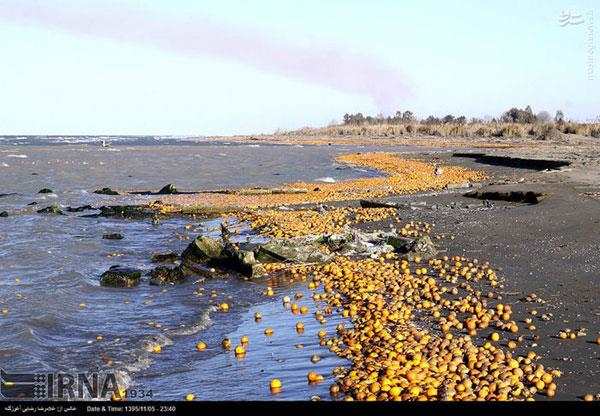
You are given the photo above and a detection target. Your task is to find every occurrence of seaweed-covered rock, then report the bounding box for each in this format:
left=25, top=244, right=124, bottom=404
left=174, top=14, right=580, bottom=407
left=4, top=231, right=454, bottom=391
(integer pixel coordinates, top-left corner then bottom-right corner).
left=37, top=204, right=64, bottom=215
left=149, top=266, right=185, bottom=285
left=38, top=188, right=54, bottom=194
left=100, top=266, right=141, bottom=288
left=94, top=187, right=119, bottom=195
left=151, top=252, right=179, bottom=263
left=0, top=211, right=8, bottom=217
left=181, top=236, right=224, bottom=263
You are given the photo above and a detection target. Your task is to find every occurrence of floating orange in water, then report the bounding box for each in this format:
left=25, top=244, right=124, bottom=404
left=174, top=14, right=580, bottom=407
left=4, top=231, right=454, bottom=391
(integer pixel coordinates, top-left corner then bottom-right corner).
left=270, top=379, right=282, bottom=393
left=234, top=345, right=246, bottom=357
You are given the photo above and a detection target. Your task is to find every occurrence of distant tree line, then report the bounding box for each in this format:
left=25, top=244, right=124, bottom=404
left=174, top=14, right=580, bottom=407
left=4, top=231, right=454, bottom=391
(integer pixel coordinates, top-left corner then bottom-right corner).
left=342, top=106, right=567, bottom=126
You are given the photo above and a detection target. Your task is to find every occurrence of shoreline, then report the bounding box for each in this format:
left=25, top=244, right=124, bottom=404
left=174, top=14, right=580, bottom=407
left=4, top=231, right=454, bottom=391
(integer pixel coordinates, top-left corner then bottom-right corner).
left=131, top=149, right=600, bottom=400
left=1, top=139, right=599, bottom=401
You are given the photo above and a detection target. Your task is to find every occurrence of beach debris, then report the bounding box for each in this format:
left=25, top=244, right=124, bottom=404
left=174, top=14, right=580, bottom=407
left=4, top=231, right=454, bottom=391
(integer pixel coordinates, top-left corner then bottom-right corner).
left=148, top=265, right=185, bottom=285
left=558, top=328, right=586, bottom=340
left=38, top=188, right=54, bottom=194
left=103, top=233, right=124, bottom=240
left=282, top=254, right=559, bottom=401
left=237, top=207, right=398, bottom=238
left=100, top=265, right=142, bottom=288
left=150, top=153, right=485, bottom=213
left=151, top=252, right=179, bottom=263
left=94, top=187, right=119, bottom=195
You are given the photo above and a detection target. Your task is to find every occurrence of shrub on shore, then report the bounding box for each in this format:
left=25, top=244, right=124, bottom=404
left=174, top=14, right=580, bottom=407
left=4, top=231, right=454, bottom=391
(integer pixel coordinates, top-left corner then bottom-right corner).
left=286, top=106, right=600, bottom=140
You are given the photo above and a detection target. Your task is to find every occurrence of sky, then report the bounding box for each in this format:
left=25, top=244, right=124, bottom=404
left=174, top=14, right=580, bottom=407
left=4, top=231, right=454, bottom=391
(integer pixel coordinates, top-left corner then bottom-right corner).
left=0, top=0, right=598, bottom=135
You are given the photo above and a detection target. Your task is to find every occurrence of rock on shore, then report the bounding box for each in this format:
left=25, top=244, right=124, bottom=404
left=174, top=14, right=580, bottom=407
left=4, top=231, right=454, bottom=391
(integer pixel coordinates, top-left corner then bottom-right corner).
left=100, top=266, right=142, bottom=288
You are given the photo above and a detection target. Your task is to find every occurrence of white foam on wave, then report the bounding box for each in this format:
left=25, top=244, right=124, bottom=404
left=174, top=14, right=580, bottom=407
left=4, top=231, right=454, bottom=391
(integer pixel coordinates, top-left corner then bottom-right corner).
left=167, top=307, right=214, bottom=336
left=6, top=154, right=27, bottom=158
left=247, top=144, right=260, bottom=147
left=1, top=162, right=8, bottom=167
left=315, top=177, right=336, bottom=183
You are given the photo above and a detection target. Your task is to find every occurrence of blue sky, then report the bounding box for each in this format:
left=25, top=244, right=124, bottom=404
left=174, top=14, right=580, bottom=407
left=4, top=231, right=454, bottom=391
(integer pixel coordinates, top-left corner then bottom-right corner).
left=0, top=0, right=598, bottom=135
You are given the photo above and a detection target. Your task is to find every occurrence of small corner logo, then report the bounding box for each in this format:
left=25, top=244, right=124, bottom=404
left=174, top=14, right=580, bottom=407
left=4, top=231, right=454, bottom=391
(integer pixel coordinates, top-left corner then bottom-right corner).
left=558, top=9, right=585, bottom=26
left=0, top=368, right=125, bottom=400
left=0, top=369, right=50, bottom=399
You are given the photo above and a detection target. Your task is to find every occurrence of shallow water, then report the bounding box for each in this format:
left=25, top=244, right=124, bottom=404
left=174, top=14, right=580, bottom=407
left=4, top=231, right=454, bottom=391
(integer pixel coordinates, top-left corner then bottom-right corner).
left=0, top=141, right=432, bottom=400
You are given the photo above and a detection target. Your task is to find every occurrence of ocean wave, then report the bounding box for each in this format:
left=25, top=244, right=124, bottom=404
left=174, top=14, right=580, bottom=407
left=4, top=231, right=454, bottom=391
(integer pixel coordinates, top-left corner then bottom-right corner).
left=166, top=307, right=214, bottom=336
left=0, top=136, right=209, bottom=146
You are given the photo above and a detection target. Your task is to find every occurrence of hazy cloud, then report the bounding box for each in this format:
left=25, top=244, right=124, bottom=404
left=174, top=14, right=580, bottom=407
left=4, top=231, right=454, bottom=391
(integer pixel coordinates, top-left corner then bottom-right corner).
left=0, top=0, right=410, bottom=110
